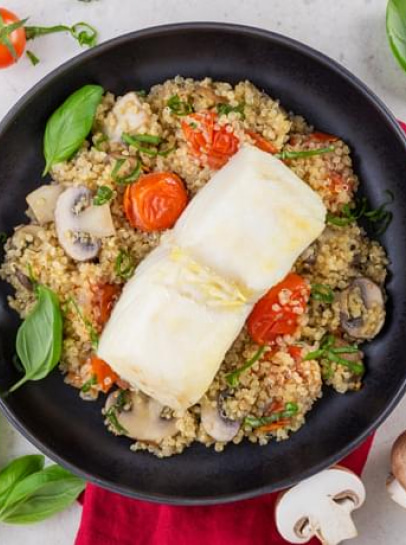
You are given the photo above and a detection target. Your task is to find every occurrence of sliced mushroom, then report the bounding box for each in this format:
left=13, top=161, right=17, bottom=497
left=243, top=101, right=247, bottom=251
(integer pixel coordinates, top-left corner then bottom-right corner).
left=105, top=390, right=178, bottom=443
left=26, top=184, right=63, bottom=224
left=340, top=277, right=385, bottom=340
left=54, top=186, right=115, bottom=262
left=387, top=430, right=406, bottom=508
left=275, top=466, right=365, bottom=545
left=104, top=92, right=149, bottom=142
left=200, top=394, right=240, bottom=442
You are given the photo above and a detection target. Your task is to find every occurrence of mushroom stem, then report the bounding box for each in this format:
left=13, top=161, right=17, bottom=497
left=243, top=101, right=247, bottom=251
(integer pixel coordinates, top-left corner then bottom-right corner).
left=387, top=475, right=406, bottom=509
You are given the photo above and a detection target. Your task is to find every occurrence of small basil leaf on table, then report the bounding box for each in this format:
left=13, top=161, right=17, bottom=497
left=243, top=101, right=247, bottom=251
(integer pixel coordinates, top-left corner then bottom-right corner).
left=387, top=0, right=406, bottom=72
left=9, top=284, right=63, bottom=393
left=43, top=84, right=104, bottom=175
left=0, top=455, right=45, bottom=508
left=0, top=465, right=85, bottom=524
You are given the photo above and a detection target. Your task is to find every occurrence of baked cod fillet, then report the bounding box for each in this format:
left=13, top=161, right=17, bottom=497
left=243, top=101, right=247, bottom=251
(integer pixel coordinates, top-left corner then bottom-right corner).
left=98, top=146, right=326, bottom=412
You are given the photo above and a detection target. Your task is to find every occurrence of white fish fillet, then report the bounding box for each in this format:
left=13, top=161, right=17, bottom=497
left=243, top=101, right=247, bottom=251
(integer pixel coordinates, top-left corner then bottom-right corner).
left=98, top=146, right=326, bottom=411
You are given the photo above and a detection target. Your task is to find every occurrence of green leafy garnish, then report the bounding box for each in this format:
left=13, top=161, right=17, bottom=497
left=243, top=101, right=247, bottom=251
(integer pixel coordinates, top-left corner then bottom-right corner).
left=81, top=374, right=97, bottom=393
left=275, top=146, right=335, bottom=160
left=26, top=50, right=40, bottom=66
left=68, top=297, right=99, bottom=350
left=94, top=134, right=108, bottom=151
left=167, top=94, right=194, bottom=116
left=327, top=190, right=394, bottom=235
left=111, top=158, right=142, bottom=185
left=43, top=84, right=104, bottom=175
left=0, top=457, right=85, bottom=524
left=105, top=390, right=130, bottom=435
left=244, top=402, right=299, bottom=429
left=115, top=250, right=135, bottom=280
left=226, top=346, right=266, bottom=388
left=122, top=133, right=175, bottom=158
left=216, top=102, right=245, bottom=119
left=9, top=285, right=63, bottom=393
left=304, top=334, right=364, bottom=375
left=311, top=283, right=334, bottom=304
left=93, top=185, right=114, bottom=206
left=386, top=0, right=406, bottom=72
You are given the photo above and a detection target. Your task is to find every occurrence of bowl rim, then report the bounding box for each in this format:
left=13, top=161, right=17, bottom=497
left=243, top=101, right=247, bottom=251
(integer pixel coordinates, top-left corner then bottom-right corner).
left=1, top=22, right=406, bottom=505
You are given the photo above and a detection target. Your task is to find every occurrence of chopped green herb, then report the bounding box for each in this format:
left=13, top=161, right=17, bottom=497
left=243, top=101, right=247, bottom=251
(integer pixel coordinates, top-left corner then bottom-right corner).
left=105, top=408, right=128, bottom=435
left=68, top=297, right=99, bottom=350
left=226, top=346, right=266, bottom=388
left=167, top=94, right=194, bottom=116
left=327, top=190, right=394, bottom=235
left=304, top=335, right=364, bottom=375
left=26, top=50, right=40, bottom=66
left=94, top=134, right=108, bottom=151
left=115, top=250, right=135, bottom=280
left=111, top=158, right=142, bottom=185
left=311, top=283, right=334, bottom=304
left=244, top=402, right=299, bottom=428
left=189, top=122, right=198, bottom=129
left=25, top=21, right=98, bottom=49
left=81, top=374, right=97, bottom=393
left=93, top=185, right=114, bottom=206
left=216, top=102, right=245, bottom=119
left=122, top=133, right=175, bottom=158
left=275, top=146, right=335, bottom=160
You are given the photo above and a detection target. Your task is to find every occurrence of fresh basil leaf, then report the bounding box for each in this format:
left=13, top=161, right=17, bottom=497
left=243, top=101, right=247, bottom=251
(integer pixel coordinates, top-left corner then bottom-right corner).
left=0, top=455, right=45, bottom=508
left=0, top=465, right=85, bottom=524
left=43, top=84, right=104, bottom=175
left=387, top=0, right=406, bottom=72
left=9, top=285, right=63, bottom=393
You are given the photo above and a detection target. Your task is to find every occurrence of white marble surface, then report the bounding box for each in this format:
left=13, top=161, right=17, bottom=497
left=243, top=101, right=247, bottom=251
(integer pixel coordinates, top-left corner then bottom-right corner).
left=1, top=0, right=406, bottom=543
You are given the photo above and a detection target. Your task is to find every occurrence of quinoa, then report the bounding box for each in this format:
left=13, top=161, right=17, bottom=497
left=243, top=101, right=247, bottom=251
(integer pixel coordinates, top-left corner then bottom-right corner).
left=0, top=77, right=388, bottom=457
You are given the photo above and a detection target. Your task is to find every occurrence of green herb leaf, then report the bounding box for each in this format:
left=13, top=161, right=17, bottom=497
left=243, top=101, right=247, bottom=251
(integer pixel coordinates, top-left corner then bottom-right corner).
left=43, top=84, right=104, bottom=175
left=9, top=285, right=63, bottom=393
left=68, top=297, right=99, bottom=350
left=71, top=22, right=98, bottom=48
left=115, top=250, right=135, bottom=280
left=275, top=146, right=335, bottom=160
left=93, top=186, right=113, bottom=206
left=94, top=134, right=108, bottom=151
left=26, top=50, right=40, bottom=66
left=216, top=102, right=245, bottom=119
left=311, top=283, right=334, bottom=304
left=81, top=374, right=97, bottom=393
left=0, top=465, right=85, bottom=524
left=122, top=132, right=174, bottom=158
left=167, top=94, right=194, bottom=116
left=387, top=0, right=406, bottom=72
left=303, top=335, right=364, bottom=375
left=244, top=402, right=299, bottom=429
left=0, top=455, right=45, bottom=509
left=111, top=158, right=142, bottom=185
left=226, top=346, right=266, bottom=388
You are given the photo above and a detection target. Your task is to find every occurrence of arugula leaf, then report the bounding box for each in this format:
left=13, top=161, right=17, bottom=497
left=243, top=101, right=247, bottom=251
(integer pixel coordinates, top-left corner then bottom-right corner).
left=9, top=285, right=63, bottom=393
left=43, top=84, right=104, bottom=175
left=0, top=455, right=44, bottom=508
left=387, top=0, right=406, bottom=72
left=0, top=465, right=85, bottom=524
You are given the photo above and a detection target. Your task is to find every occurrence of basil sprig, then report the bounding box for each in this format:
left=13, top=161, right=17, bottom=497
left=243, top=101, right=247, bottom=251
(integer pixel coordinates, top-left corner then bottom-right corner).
left=43, top=84, right=104, bottom=175
left=0, top=455, right=84, bottom=524
left=386, top=0, right=406, bottom=72
left=9, top=284, right=63, bottom=393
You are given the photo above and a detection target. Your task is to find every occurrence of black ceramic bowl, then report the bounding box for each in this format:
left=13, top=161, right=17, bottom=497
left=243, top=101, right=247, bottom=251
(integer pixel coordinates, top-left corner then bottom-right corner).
left=1, top=23, right=406, bottom=505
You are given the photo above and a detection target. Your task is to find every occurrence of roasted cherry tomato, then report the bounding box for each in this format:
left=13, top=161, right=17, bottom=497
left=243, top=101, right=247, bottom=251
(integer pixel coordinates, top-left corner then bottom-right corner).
left=0, top=8, right=26, bottom=68
left=245, top=130, right=278, bottom=154
left=90, top=356, right=118, bottom=393
left=124, top=172, right=188, bottom=232
left=247, top=273, right=310, bottom=345
left=91, top=282, right=121, bottom=329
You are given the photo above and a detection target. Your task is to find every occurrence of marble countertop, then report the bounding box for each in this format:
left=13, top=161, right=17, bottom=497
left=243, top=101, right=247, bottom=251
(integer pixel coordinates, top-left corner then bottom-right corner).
left=1, top=0, right=406, bottom=543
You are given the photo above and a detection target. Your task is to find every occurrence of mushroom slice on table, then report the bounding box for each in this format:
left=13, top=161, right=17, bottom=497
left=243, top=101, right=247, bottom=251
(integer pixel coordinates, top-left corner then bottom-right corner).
left=340, top=277, right=385, bottom=340
left=55, top=186, right=115, bottom=262
left=26, top=184, right=64, bottom=224
left=200, top=394, right=240, bottom=442
left=105, top=390, right=179, bottom=443
left=387, top=430, right=406, bottom=508
left=275, top=466, right=365, bottom=545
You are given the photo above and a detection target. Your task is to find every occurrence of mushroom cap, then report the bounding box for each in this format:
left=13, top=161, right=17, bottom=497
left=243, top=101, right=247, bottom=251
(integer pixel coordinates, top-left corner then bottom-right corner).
left=340, top=277, right=385, bottom=340
left=391, top=430, right=406, bottom=490
left=105, top=390, right=178, bottom=443
left=275, top=467, right=365, bottom=545
left=200, top=395, right=240, bottom=442
left=26, top=184, right=63, bottom=224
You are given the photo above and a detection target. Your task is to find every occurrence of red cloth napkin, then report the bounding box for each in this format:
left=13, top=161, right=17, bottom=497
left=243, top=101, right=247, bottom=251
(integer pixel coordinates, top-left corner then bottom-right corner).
left=75, top=434, right=374, bottom=545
